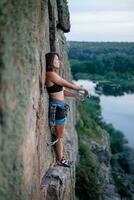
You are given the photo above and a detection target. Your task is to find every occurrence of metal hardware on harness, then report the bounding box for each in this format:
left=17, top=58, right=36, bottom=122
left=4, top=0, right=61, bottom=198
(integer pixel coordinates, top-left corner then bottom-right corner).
left=48, top=103, right=70, bottom=146
left=49, top=104, right=57, bottom=128
left=49, top=103, right=70, bottom=128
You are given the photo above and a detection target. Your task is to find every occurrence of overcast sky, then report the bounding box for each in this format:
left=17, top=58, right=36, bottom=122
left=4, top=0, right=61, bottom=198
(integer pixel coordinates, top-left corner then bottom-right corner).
left=66, top=0, right=134, bottom=42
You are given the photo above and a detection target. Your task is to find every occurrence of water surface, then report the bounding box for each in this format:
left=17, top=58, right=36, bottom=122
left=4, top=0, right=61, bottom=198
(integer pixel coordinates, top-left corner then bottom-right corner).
left=74, top=80, right=134, bottom=148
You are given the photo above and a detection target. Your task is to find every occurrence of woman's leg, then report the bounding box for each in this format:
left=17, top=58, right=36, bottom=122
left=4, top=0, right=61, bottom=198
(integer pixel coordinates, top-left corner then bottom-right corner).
left=55, top=124, right=65, bottom=161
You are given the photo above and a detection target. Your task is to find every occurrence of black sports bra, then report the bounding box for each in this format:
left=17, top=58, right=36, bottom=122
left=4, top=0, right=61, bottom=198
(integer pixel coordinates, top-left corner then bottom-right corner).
left=46, top=83, right=63, bottom=93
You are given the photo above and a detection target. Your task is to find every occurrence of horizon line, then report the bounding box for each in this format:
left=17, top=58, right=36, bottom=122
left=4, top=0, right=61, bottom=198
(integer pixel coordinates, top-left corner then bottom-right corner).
left=67, top=40, right=134, bottom=43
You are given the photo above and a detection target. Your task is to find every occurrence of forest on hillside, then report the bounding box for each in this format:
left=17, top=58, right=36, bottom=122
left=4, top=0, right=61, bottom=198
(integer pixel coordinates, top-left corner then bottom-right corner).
left=68, top=41, right=134, bottom=94
left=68, top=41, right=134, bottom=79
left=70, top=42, right=134, bottom=199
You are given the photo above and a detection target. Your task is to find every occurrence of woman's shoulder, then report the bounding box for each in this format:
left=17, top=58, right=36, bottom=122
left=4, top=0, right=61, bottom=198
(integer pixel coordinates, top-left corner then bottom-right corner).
left=46, top=71, right=58, bottom=82
left=46, top=71, right=64, bottom=85
left=46, top=71, right=56, bottom=75
left=46, top=71, right=60, bottom=78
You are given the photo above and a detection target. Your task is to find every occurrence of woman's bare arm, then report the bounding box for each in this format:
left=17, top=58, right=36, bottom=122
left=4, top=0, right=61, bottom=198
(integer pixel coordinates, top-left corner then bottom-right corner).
left=46, top=72, right=81, bottom=90
left=64, top=90, right=77, bottom=97
left=64, top=89, right=89, bottom=101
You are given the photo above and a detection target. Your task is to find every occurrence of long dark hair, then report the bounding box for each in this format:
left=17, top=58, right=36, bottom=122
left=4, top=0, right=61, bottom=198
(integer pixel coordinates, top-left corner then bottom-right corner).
left=45, top=52, right=60, bottom=71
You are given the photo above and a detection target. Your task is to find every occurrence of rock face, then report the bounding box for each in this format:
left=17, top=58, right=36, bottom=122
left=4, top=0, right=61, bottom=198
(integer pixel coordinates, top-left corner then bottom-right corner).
left=0, top=1, right=77, bottom=200
left=87, top=131, right=121, bottom=200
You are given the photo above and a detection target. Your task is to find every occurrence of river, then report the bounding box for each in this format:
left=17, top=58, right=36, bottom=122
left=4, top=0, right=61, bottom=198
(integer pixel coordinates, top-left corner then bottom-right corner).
left=74, top=80, right=134, bottom=148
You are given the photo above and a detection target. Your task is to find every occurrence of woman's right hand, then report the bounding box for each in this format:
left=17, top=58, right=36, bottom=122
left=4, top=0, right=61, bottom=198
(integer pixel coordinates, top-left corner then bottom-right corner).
left=79, top=86, right=89, bottom=98
left=83, top=88, right=89, bottom=98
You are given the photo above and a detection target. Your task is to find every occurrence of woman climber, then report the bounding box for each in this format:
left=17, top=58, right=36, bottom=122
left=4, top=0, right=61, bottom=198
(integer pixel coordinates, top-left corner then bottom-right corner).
left=45, top=52, right=89, bottom=167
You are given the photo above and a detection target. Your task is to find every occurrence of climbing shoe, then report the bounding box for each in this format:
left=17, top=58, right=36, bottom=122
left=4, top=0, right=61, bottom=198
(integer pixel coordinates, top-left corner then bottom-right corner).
left=57, top=157, right=73, bottom=168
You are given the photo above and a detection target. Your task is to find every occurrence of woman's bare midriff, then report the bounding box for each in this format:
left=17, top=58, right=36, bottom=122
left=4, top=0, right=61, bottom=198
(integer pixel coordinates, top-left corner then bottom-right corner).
left=49, top=90, right=64, bottom=101
left=46, top=75, right=64, bottom=100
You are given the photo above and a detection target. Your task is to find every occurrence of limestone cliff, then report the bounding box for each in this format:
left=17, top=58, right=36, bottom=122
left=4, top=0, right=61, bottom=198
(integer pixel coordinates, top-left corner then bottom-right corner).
left=0, top=1, right=78, bottom=200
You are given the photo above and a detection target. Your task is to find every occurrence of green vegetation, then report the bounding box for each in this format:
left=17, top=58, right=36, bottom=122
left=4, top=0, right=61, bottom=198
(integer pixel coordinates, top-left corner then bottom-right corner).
left=75, top=96, right=103, bottom=200
left=99, top=122, right=126, bottom=154
left=77, top=96, right=102, bottom=140
left=68, top=41, right=134, bottom=94
left=75, top=95, right=131, bottom=199
left=71, top=41, right=134, bottom=199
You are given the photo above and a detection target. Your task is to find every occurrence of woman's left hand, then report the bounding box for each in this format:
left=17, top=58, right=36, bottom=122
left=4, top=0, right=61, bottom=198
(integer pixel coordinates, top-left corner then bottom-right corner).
left=75, top=93, right=85, bottom=101
left=75, top=88, right=89, bottom=101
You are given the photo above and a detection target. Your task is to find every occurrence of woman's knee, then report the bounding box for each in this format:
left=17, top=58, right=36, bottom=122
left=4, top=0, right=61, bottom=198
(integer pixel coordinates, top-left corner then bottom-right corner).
left=55, top=124, right=65, bottom=137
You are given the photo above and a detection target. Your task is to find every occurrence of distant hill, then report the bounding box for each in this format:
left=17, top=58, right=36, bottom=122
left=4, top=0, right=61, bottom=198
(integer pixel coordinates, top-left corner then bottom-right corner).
left=68, top=41, right=134, bottom=77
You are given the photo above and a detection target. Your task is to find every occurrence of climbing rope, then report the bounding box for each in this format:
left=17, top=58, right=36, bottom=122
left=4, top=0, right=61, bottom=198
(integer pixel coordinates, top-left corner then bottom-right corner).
left=47, top=137, right=63, bottom=146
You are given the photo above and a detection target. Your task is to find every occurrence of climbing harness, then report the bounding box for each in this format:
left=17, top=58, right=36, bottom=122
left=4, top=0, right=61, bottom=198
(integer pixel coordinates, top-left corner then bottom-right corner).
left=47, top=102, right=70, bottom=146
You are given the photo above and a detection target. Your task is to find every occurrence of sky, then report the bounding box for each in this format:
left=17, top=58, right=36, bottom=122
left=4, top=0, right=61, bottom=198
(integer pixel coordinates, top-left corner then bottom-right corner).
left=66, top=0, right=134, bottom=42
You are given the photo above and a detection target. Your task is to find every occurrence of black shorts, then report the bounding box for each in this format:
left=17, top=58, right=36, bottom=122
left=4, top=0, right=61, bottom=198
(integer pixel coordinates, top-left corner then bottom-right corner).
left=49, top=99, right=69, bottom=125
